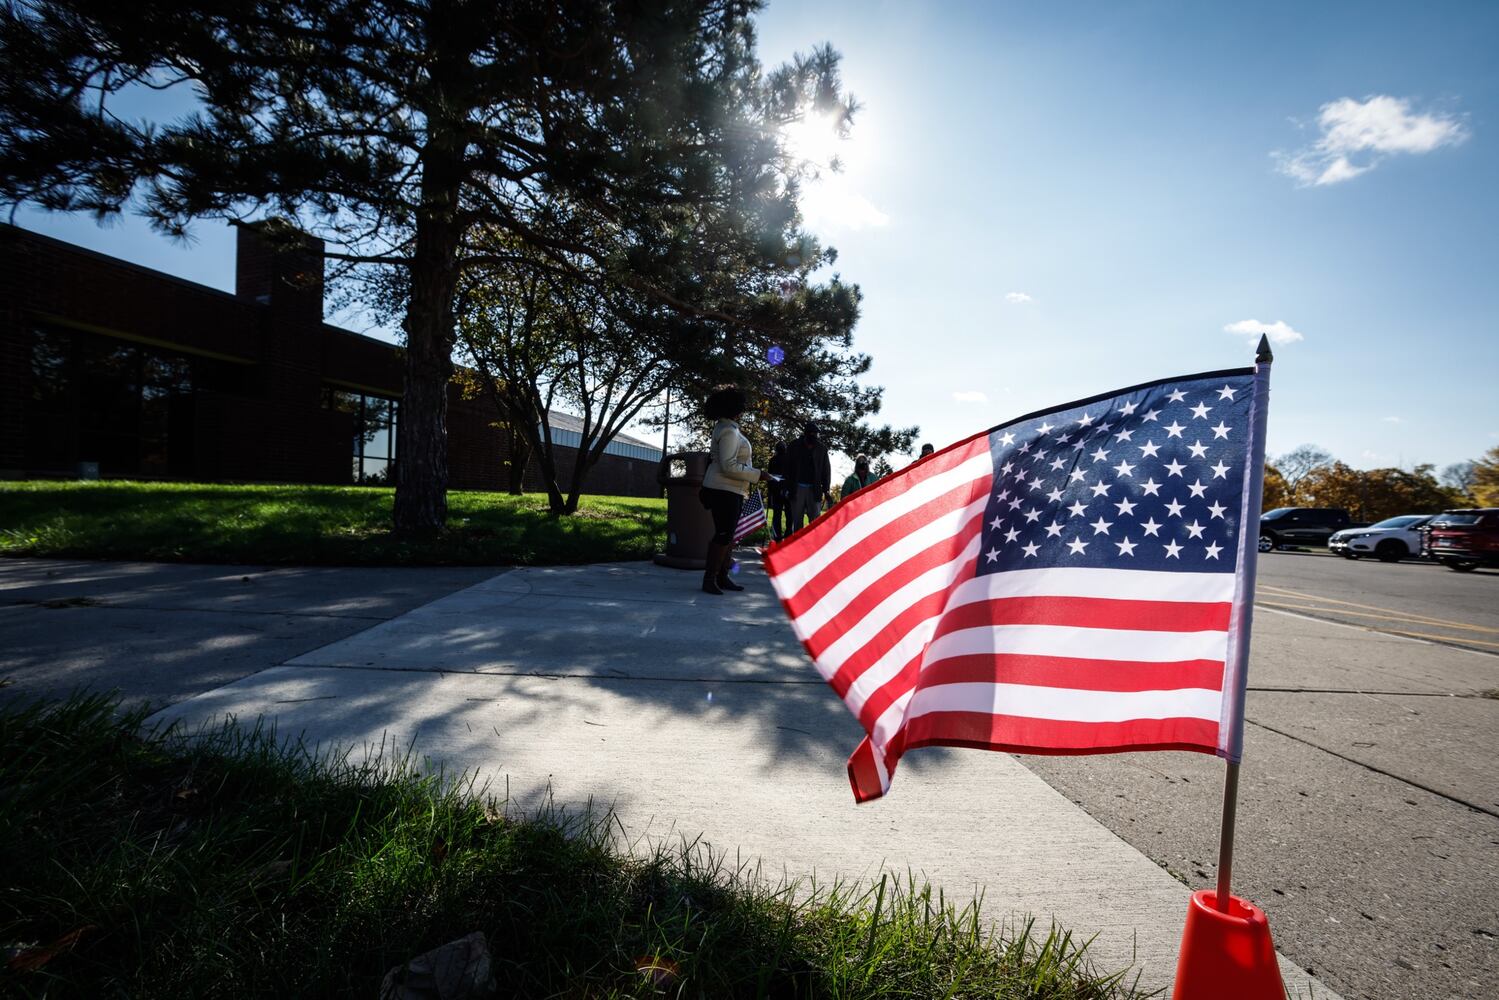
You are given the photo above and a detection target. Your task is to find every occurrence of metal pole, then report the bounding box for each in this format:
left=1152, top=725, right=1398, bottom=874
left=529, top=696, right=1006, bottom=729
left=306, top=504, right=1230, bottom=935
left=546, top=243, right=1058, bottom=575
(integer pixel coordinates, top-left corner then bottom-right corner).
left=1215, top=761, right=1240, bottom=910
left=1215, top=333, right=1275, bottom=913
left=661, top=386, right=671, bottom=458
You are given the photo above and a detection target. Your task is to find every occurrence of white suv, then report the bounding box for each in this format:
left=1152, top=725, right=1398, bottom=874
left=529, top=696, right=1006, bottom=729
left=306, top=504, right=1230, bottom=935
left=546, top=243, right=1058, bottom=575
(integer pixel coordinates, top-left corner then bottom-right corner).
left=1329, top=515, right=1433, bottom=562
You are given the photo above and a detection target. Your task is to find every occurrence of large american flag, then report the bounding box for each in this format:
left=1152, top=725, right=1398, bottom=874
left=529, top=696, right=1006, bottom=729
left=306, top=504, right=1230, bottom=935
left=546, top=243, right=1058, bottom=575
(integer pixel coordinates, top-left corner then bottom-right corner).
left=765, top=367, right=1267, bottom=802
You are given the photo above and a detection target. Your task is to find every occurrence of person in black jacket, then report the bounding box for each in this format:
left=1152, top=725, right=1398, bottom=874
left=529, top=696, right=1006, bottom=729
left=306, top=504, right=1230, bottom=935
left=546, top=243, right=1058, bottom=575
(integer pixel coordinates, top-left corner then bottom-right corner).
left=785, top=422, right=831, bottom=535
left=767, top=440, right=790, bottom=540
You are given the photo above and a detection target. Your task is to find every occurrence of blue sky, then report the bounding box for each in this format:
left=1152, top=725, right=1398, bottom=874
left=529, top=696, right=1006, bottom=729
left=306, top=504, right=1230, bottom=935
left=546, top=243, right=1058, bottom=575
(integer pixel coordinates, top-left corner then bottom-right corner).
left=16, top=0, right=1498, bottom=473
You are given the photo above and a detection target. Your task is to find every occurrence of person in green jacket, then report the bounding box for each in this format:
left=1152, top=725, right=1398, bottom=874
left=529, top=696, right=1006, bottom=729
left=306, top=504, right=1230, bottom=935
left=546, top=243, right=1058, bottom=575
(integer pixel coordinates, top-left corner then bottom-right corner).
left=841, top=454, right=877, bottom=499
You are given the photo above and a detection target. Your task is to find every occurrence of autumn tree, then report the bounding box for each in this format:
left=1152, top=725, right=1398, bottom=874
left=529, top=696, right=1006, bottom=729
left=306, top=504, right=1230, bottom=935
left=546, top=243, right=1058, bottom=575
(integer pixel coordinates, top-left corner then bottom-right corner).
left=0, top=0, right=850, bottom=532
left=1472, top=446, right=1499, bottom=507
left=1273, top=444, right=1333, bottom=504
left=1261, top=463, right=1291, bottom=511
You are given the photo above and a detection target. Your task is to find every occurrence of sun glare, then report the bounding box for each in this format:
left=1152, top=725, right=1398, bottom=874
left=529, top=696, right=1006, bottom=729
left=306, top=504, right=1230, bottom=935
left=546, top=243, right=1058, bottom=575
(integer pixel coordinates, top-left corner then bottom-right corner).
left=783, top=112, right=845, bottom=169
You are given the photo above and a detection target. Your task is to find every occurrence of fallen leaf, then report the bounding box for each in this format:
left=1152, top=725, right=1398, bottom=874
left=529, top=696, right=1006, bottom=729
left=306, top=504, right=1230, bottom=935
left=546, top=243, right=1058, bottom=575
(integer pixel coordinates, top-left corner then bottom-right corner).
left=6, top=926, right=97, bottom=973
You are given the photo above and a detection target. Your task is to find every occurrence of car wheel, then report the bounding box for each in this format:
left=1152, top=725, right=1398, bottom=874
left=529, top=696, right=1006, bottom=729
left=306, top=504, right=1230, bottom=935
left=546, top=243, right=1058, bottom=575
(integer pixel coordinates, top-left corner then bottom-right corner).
left=1375, top=540, right=1407, bottom=563
left=1443, top=558, right=1479, bottom=573
left=1257, top=533, right=1276, bottom=553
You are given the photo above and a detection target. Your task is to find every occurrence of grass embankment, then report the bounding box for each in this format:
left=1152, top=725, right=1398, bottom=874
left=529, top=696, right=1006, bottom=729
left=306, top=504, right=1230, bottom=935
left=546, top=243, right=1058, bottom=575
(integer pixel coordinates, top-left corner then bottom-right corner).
left=0, top=481, right=666, bottom=566
left=0, top=695, right=1149, bottom=999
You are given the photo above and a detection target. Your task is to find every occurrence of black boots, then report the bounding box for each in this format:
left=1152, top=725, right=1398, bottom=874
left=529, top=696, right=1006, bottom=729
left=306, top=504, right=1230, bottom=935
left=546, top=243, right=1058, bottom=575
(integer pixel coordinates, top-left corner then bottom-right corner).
left=701, top=542, right=743, bottom=594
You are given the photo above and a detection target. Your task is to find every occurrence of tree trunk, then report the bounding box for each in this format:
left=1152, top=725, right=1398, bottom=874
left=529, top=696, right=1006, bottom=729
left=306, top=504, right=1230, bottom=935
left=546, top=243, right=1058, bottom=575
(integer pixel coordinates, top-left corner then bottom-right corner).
left=506, top=428, right=531, bottom=494
left=393, top=143, right=463, bottom=535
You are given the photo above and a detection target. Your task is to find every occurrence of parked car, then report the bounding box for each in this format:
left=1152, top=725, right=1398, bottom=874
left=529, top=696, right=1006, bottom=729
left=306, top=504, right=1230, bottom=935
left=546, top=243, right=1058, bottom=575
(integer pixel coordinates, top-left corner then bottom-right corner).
left=1423, top=508, right=1499, bottom=572
left=1257, top=507, right=1356, bottom=552
left=1329, top=514, right=1434, bottom=562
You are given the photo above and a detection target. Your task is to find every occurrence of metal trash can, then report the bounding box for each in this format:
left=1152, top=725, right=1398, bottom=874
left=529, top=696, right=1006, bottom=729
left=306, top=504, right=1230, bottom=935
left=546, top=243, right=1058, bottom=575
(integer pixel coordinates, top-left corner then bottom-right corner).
left=653, top=450, right=714, bottom=569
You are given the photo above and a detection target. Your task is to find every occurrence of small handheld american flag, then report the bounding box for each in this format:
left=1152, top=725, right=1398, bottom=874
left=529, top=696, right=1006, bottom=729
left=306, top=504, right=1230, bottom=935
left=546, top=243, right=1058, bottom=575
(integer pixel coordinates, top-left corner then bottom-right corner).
left=734, top=490, right=768, bottom=544
left=766, top=360, right=1271, bottom=803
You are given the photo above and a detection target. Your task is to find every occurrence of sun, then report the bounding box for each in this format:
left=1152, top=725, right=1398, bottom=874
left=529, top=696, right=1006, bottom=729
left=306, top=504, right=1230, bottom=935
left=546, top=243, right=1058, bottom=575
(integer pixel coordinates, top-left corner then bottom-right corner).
left=782, top=112, right=845, bottom=169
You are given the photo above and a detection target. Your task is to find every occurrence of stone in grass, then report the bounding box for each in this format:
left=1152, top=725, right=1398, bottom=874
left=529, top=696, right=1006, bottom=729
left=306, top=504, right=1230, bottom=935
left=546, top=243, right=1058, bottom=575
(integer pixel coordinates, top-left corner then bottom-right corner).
left=379, top=931, right=496, bottom=1000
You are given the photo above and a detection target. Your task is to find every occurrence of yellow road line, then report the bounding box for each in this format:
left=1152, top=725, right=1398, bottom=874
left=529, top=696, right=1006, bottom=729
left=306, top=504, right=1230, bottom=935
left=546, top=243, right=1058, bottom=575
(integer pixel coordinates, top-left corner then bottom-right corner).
left=1258, top=584, right=1499, bottom=634
left=1382, top=629, right=1499, bottom=650
left=1255, top=600, right=1499, bottom=635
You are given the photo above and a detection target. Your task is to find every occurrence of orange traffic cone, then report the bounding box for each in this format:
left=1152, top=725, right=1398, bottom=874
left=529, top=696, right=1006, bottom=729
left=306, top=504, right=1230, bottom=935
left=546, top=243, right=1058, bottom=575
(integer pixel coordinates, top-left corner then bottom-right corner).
left=1172, top=890, right=1286, bottom=999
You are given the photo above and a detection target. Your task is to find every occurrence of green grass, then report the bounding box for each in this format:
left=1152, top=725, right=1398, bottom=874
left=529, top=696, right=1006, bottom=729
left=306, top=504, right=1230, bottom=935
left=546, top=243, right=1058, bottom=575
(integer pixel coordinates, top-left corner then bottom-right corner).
left=0, top=481, right=667, bottom=566
left=0, top=694, right=1154, bottom=999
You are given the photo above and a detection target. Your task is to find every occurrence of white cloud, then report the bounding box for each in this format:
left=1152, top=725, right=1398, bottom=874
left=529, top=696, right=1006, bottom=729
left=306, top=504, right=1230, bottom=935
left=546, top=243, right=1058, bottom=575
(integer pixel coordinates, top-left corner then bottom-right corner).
left=799, top=180, right=890, bottom=232
left=952, top=390, right=989, bottom=404
left=1223, top=319, right=1305, bottom=346
left=1005, top=292, right=1033, bottom=304
left=1381, top=415, right=1403, bottom=424
left=1275, top=95, right=1469, bottom=187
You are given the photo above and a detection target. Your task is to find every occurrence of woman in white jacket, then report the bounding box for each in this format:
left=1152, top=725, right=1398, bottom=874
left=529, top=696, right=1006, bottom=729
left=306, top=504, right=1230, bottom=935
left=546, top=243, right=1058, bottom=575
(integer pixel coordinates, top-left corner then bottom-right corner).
left=698, top=385, right=769, bottom=595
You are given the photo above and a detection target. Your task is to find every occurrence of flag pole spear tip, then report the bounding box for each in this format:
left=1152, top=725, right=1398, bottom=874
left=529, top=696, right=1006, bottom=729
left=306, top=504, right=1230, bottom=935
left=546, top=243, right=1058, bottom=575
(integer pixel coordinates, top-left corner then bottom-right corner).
left=1255, top=333, right=1274, bottom=364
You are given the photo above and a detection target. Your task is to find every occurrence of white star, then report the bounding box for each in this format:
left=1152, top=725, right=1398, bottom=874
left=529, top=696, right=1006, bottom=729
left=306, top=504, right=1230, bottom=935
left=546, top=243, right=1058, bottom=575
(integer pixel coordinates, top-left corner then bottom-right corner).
left=1187, top=479, right=1208, bottom=498
left=1046, top=487, right=1065, bottom=503
left=1036, top=421, right=1054, bottom=435
left=1204, top=542, right=1223, bottom=560
left=1140, top=477, right=1162, bottom=496
left=1095, top=421, right=1113, bottom=434
left=1164, top=540, right=1183, bottom=558
left=1114, top=497, right=1138, bottom=516
left=1090, top=446, right=1110, bottom=463
left=1211, top=421, right=1231, bottom=440
left=1185, top=519, right=1206, bottom=539
left=1115, top=537, right=1138, bottom=556
left=1113, top=459, right=1135, bottom=477
left=1008, top=497, right=1024, bottom=510
left=1031, top=448, right=1048, bottom=463
left=999, top=432, right=1016, bottom=446
left=989, top=515, right=1004, bottom=530
left=1142, top=408, right=1160, bottom=422
left=1069, top=468, right=1087, bottom=483
left=1210, top=460, right=1230, bottom=479
left=1055, top=432, right=1072, bottom=445
left=1138, top=440, right=1161, bottom=458
left=1001, top=462, right=1013, bottom=475
left=1207, top=501, right=1228, bottom=519
left=1018, top=440, right=1031, bottom=454
left=1190, top=401, right=1212, bottom=420
left=1120, top=400, right=1138, bottom=416
left=1217, top=385, right=1236, bottom=401
left=1072, top=438, right=1088, bottom=451
left=1164, top=459, right=1186, bottom=477
left=1022, top=541, right=1040, bottom=558
left=1166, top=389, right=1187, bottom=403
left=1164, top=421, right=1185, bottom=439
left=1114, top=427, right=1134, bottom=443
left=1066, top=537, right=1089, bottom=555
left=1076, top=411, right=1094, bottom=426
left=1165, top=498, right=1186, bottom=517
left=1089, top=480, right=1111, bottom=498
left=1140, top=517, right=1163, bottom=536
left=1004, top=526, right=1021, bottom=543
left=1049, top=457, right=1066, bottom=471
left=1187, top=440, right=1209, bottom=459
left=1044, top=519, right=1065, bottom=538
left=1067, top=500, right=1088, bottom=518
left=1090, top=516, right=1113, bottom=536
left=995, top=488, right=1011, bottom=501
left=1029, top=476, right=1046, bottom=492
left=1023, top=506, right=1042, bottom=523
left=986, top=547, right=1000, bottom=563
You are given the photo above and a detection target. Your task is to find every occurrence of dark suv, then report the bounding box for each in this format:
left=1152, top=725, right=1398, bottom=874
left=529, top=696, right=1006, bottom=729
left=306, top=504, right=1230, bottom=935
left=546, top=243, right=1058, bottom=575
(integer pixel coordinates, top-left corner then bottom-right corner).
left=1424, top=509, right=1499, bottom=572
left=1258, top=507, right=1354, bottom=552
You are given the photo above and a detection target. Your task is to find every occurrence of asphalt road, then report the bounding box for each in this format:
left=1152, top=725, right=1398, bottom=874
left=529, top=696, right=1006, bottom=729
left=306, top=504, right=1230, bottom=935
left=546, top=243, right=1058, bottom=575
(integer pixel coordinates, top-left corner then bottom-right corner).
left=1023, top=549, right=1499, bottom=1000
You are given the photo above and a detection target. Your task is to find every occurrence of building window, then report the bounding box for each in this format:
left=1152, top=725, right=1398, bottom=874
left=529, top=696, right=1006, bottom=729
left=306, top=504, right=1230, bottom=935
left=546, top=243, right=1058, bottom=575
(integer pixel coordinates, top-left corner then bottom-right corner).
left=322, top=387, right=399, bottom=484
left=24, top=325, right=197, bottom=477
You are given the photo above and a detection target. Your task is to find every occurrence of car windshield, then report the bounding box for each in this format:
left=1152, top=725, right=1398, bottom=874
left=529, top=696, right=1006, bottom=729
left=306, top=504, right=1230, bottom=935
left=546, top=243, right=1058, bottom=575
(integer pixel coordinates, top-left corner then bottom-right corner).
left=1433, top=513, right=1483, bottom=526
left=1262, top=508, right=1293, bottom=519
left=1369, top=516, right=1423, bottom=529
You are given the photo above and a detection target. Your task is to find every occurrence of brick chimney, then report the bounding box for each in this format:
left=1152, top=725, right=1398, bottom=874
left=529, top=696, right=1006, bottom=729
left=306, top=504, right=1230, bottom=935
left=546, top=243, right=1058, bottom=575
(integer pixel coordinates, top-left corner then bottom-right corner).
left=233, top=220, right=325, bottom=322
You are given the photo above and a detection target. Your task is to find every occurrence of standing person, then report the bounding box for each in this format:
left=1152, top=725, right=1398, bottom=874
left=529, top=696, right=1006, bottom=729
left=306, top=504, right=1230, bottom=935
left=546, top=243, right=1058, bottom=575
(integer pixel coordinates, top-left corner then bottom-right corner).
left=786, top=422, right=831, bottom=534
left=767, top=440, right=790, bottom=541
left=841, top=454, right=876, bottom=499
left=699, top=385, right=768, bottom=595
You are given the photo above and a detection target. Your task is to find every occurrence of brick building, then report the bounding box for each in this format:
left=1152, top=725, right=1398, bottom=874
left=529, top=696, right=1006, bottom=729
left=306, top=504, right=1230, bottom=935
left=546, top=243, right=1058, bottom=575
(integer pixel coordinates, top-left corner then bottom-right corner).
left=0, top=223, right=662, bottom=495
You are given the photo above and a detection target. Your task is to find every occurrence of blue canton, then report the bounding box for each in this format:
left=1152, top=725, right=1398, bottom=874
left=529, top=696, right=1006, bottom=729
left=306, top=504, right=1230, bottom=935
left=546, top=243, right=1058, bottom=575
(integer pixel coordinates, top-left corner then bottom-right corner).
left=979, top=373, right=1256, bottom=576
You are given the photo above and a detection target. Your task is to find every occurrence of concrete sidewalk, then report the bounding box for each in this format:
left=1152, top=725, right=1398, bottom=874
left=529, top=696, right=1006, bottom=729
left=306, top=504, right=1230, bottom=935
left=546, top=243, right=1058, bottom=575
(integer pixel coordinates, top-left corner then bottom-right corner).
left=148, top=557, right=1339, bottom=997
